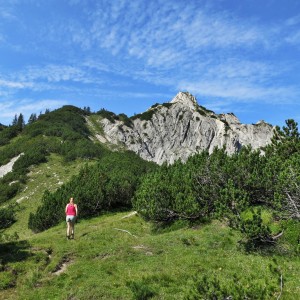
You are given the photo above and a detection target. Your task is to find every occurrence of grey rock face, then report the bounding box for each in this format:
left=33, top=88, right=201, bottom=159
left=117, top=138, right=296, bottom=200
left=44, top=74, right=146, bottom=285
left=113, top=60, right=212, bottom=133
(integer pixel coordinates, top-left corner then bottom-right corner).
left=95, top=92, right=274, bottom=165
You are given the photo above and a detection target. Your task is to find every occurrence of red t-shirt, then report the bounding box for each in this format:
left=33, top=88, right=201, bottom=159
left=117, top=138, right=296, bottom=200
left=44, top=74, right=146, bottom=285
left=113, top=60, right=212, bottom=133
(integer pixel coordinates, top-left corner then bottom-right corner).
left=66, top=204, right=76, bottom=216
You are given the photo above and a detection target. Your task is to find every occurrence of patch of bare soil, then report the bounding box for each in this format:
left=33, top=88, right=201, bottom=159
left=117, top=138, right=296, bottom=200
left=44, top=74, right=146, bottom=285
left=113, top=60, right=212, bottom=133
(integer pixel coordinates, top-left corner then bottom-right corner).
left=52, top=256, right=73, bottom=276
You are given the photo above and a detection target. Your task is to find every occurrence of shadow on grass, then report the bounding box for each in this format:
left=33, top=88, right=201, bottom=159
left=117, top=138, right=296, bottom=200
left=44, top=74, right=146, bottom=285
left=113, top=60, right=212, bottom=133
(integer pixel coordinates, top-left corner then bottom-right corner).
left=0, top=240, right=31, bottom=264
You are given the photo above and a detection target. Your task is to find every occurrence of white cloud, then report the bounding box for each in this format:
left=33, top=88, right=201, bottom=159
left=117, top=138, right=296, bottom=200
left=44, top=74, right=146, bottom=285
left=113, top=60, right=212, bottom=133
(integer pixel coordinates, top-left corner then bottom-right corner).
left=0, top=34, right=4, bottom=43
left=17, top=99, right=69, bottom=113
left=71, top=0, right=287, bottom=107
left=20, top=65, right=87, bottom=83
left=178, top=12, right=263, bottom=50
left=286, top=14, right=300, bottom=26
left=285, top=30, right=300, bottom=45
left=203, top=59, right=275, bottom=82
left=0, top=101, right=14, bottom=111
left=0, top=4, right=16, bottom=20
left=0, top=79, right=33, bottom=89
left=179, top=79, right=299, bottom=104
left=81, top=60, right=111, bottom=73
left=65, top=0, right=271, bottom=73
left=0, top=64, right=106, bottom=95
left=0, top=0, right=299, bottom=124
left=0, top=99, right=69, bottom=125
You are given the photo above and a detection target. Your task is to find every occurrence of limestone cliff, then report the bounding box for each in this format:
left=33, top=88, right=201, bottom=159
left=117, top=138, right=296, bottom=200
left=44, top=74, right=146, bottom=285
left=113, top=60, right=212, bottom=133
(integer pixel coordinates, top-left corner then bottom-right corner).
left=92, top=92, right=274, bottom=164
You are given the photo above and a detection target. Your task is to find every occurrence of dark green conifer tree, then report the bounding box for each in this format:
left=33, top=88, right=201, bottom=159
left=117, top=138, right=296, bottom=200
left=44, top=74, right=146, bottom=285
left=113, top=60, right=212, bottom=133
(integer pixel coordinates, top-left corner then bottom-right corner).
left=28, top=113, right=37, bottom=124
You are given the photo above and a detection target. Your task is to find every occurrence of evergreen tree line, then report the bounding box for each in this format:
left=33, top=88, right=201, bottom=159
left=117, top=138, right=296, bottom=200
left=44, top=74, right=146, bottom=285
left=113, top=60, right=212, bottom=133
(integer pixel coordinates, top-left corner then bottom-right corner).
left=133, top=119, right=300, bottom=250
left=0, top=113, right=25, bottom=146
left=28, top=120, right=300, bottom=251
left=28, top=151, right=157, bottom=232
left=0, top=203, right=19, bottom=242
left=0, top=204, right=18, bottom=230
left=0, top=106, right=105, bottom=205
left=23, top=105, right=105, bottom=161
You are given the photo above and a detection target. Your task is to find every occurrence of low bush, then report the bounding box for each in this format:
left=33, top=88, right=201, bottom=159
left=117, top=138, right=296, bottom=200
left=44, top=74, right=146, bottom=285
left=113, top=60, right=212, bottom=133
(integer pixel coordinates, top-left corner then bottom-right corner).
left=0, top=204, right=18, bottom=229
left=28, top=151, right=157, bottom=232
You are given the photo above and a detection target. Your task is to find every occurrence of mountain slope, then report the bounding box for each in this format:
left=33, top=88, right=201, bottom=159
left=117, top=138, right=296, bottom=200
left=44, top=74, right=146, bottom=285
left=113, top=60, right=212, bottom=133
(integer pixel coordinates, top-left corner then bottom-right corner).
left=90, top=92, right=274, bottom=164
left=0, top=105, right=107, bottom=211
left=3, top=154, right=92, bottom=240
left=1, top=211, right=299, bottom=299
left=0, top=97, right=299, bottom=299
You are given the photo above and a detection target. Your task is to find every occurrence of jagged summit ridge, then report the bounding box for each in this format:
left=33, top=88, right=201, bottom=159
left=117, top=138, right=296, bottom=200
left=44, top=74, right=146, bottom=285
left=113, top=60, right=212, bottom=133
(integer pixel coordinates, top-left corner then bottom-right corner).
left=170, top=91, right=198, bottom=110
left=95, top=92, right=274, bottom=165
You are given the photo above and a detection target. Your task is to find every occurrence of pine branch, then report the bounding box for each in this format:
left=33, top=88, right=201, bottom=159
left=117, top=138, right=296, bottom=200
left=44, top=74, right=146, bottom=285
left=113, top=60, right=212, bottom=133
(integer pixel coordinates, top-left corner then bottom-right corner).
left=285, top=191, right=300, bottom=219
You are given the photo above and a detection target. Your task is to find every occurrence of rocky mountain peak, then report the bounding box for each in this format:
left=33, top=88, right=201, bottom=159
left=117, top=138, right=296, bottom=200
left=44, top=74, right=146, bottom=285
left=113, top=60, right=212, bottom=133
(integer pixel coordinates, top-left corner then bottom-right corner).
left=94, top=92, right=274, bottom=165
left=170, top=91, right=198, bottom=110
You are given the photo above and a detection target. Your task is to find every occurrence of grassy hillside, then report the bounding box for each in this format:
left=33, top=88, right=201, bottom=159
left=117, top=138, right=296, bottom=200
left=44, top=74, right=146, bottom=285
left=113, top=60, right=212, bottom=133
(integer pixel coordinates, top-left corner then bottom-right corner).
left=0, top=110, right=299, bottom=299
left=3, top=154, right=93, bottom=240
left=1, top=211, right=300, bottom=299
left=0, top=146, right=299, bottom=299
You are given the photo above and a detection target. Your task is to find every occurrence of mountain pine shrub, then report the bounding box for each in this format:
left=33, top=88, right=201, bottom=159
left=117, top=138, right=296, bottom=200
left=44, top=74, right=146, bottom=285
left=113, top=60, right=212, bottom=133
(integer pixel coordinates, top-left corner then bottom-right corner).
left=28, top=151, right=157, bottom=232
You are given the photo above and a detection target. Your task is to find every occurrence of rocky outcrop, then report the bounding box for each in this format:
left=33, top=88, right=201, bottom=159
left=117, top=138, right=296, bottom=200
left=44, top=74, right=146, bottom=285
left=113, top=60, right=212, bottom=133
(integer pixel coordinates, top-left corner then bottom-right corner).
left=0, top=154, right=24, bottom=178
left=93, top=92, right=274, bottom=165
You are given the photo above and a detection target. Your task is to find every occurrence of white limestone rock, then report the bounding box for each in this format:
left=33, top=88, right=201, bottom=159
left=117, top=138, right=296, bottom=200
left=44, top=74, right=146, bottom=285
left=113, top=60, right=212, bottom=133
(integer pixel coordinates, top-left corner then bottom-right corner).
left=96, top=92, right=274, bottom=165
left=0, top=154, right=24, bottom=178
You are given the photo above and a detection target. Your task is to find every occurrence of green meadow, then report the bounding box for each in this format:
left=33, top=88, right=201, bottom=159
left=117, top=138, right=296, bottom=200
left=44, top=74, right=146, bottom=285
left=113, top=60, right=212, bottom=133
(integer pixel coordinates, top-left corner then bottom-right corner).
left=1, top=211, right=300, bottom=299
left=1, top=109, right=300, bottom=299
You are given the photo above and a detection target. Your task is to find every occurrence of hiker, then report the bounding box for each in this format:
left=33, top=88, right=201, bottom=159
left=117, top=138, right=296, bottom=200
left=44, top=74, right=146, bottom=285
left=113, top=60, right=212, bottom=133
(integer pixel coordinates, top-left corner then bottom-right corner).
left=65, top=197, right=78, bottom=239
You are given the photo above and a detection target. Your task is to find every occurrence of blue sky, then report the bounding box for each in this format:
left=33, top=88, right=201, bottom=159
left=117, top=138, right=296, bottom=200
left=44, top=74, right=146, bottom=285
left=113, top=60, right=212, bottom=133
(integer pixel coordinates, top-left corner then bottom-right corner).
left=0, top=0, right=300, bottom=126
